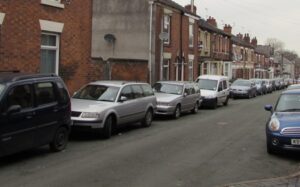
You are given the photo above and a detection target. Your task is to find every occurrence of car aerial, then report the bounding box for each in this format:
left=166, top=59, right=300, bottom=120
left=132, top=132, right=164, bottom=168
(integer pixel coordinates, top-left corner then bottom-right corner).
left=230, top=79, right=257, bottom=99
left=287, top=84, right=300, bottom=90
left=153, top=81, right=201, bottom=119
left=250, top=78, right=267, bottom=95
left=71, top=81, right=156, bottom=139
left=265, top=89, right=300, bottom=154
left=0, top=72, right=72, bottom=157
left=195, top=75, right=230, bottom=109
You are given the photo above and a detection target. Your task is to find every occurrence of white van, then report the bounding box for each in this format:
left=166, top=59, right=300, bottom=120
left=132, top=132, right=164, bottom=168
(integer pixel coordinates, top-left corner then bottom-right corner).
left=195, top=75, right=230, bottom=109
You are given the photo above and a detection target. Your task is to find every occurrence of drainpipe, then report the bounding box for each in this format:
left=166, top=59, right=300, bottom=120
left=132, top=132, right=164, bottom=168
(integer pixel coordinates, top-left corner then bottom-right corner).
left=180, top=12, right=184, bottom=81
left=149, top=1, right=154, bottom=84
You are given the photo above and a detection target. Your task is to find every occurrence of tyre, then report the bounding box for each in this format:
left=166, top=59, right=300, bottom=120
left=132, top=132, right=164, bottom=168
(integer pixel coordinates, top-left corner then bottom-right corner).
left=50, top=127, right=69, bottom=152
left=191, top=102, right=199, bottom=114
left=223, top=96, right=229, bottom=106
left=102, top=115, right=113, bottom=139
left=141, top=109, right=153, bottom=127
left=173, top=105, right=181, bottom=119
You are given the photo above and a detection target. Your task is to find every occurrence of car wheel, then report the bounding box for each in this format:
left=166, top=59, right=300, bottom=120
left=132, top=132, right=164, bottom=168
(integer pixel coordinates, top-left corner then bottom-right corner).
left=102, top=115, right=113, bottom=139
left=223, top=96, right=229, bottom=106
left=173, top=105, right=181, bottom=119
left=50, top=126, right=69, bottom=152
left=212, top=99, right=218, bottom=109
left=191, top=102, right=199, bottom=114
left=141, top=109, right=153, bottom=127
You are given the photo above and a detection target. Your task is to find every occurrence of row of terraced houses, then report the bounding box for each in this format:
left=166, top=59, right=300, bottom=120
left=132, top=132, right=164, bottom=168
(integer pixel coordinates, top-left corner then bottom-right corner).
left=0, top=0, right=293, bottom=93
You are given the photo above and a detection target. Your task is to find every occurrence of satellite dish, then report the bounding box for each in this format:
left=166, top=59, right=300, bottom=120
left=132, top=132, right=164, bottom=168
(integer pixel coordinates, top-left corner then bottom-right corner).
left=159, top=32, right=169, bottom=41
left=104, top=34, right=116, bottom=43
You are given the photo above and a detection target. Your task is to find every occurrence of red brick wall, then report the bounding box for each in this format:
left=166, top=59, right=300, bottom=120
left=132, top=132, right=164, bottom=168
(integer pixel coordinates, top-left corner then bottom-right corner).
left=154, top=4, right=199, bottom=82
left=0, top=0, right=96, bottom=94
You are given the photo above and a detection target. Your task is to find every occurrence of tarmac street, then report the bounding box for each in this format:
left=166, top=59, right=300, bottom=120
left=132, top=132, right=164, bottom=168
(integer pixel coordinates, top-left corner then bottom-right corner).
left=1, top=91, right=300, bottom=187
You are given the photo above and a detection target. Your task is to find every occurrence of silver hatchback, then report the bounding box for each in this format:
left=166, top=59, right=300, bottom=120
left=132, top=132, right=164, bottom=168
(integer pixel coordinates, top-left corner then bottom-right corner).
left=153, top=81, right=201, bottom=119
left=71, top=81, right=157, bottom=139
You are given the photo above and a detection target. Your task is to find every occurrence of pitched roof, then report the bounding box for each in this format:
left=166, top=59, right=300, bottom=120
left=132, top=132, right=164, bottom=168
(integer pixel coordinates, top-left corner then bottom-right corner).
left=231, top=36, right=254, bottom=49
left=154, top=0, right=199, bottom=18
left=198, top=19, right=231, bottom=37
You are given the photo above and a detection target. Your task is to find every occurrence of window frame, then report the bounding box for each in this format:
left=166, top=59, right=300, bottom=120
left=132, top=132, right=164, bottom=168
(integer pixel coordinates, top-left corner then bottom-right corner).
left=41, top=32, right=60, bottom=74
left=163, top=14, right=171, bottom=45
left=189, top=23, right=194, bottom=48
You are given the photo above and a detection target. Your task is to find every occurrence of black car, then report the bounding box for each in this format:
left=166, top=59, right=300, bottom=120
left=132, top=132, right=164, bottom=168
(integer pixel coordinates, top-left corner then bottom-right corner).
left=0, top=72, right=72, bottom=157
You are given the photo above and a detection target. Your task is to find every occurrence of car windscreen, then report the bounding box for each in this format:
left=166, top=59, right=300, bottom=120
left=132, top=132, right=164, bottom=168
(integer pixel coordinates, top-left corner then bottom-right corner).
left=275, top=94, right=300, bottom=112
left=153, top=83, right=183, bottom=95
left=196, top=79, right=218, bottom=91
left=232, top=80, right=251, bottom=87
left=73, top=85, right=120, bottom=102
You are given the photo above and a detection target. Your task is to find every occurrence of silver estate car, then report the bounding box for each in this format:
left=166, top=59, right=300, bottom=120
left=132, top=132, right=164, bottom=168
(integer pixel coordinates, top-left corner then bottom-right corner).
left=71, top=81, right=157, bottom=139
left=153, top=81, right=201, bottom=119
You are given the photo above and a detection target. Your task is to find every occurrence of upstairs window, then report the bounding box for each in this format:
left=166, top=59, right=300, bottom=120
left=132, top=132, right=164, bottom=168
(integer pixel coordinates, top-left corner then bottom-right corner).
left=41, top=33, right=60, bottom=74
left=163, top=15, right=171, bottom=45
left=189, top=23, right=194, bottom=47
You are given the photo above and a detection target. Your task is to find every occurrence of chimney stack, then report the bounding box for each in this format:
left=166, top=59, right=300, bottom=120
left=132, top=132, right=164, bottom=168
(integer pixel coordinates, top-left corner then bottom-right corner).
left=184, top=4, right=197, bottom=14
left=223, top=24, right=232, bottom=34
left=251, top=37, right=257, bottom=46
left=243, top=33, right=250, bottom=43
left=207, top=16, right=217, bottom=27
left=237, top=33, right=243, bottom=40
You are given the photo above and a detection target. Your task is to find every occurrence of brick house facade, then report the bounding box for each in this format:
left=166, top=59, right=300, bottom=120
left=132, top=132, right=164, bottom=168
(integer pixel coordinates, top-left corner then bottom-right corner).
left=0, top=0, right=96, bottom=93
left=198, top=17, right=232, bottom=79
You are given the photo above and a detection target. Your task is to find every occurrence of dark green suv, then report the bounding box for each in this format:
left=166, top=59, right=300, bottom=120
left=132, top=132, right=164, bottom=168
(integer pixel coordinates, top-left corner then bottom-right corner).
left=0, top=72, right=72, bottom=157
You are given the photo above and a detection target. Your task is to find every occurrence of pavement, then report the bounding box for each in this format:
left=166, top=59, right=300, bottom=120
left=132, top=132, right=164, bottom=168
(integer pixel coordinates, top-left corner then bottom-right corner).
left=221, top=171, right=300, bottom=187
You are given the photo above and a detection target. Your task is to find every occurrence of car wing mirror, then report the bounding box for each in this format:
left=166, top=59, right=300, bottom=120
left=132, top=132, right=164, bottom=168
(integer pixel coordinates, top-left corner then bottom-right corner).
left=7, top=105, right=21, bottom=114
left=119, top=96, right=128, bottom=102
left=264, top=105, right=273, bottom=112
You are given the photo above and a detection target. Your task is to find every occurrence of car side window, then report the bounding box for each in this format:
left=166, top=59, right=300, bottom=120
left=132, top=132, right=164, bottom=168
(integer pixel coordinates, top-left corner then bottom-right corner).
left=119, top=86, right=134, bottom=101
left=141, top=84, right=154, bottom=96
left=35, top=82, right=56, bottom=106
left=218, top=82, right=223, bottom=92
left=222, top=80, right=227, bottom=89
left=132, top=85, right=144, bottom=99
left=7, top=84, right=33, bottom=110
left=184, top=85, right=191, bottom=95
left=190, top=84, right=196, bottom=94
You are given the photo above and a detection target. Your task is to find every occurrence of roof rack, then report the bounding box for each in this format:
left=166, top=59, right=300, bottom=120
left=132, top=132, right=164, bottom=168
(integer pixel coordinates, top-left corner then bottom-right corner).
left=12, top=73, right=57, bottom=82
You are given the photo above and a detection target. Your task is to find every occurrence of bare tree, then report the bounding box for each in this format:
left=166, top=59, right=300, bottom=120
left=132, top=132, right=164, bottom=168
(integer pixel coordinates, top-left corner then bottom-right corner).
left=265, top=38, right=285, bottom=53
left=281, top=50, right=298, bottom=61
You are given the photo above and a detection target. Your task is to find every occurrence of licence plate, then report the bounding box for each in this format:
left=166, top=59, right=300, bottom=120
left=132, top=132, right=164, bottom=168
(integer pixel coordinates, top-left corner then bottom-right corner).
left=291, top=139, right=300, bottom=145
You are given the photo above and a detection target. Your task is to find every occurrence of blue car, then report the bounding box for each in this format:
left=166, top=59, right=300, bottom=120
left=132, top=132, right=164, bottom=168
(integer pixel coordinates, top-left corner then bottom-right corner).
left=265, top=89, right=300, bottom=154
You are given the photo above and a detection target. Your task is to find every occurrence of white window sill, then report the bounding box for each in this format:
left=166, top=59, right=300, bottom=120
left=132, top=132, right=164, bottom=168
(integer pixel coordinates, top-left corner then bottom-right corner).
left=41, top=0, right=64, bottom=9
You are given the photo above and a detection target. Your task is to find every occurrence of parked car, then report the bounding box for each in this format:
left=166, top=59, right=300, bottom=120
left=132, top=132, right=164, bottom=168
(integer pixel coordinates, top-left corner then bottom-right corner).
left=153, top=81, right=201, bottom=119
left=264, top=89, right=300, bottom=154
left=71, top=81, right=156, bottom=139
left=195, top=75, right=230, bottom=109
left=263, top=79, right=273, bottom=93
left=230, top=79, right=256, bottom=99
left=287, top=84, right=300, bottom=90
left=0, top=72, right=71, bottom=157
left=250, top=79, right=267, bottom=95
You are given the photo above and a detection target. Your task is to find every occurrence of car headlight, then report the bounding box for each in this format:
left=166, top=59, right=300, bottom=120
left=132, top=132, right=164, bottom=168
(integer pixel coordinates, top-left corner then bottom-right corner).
left=268, top=118, right=280, bottom=131
left=81, top=112, right=101, bottom=119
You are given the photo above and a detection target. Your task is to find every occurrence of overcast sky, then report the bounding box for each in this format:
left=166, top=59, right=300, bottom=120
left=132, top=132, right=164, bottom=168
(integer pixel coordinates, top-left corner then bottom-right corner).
left=174, top=0, right=300, bottom=55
